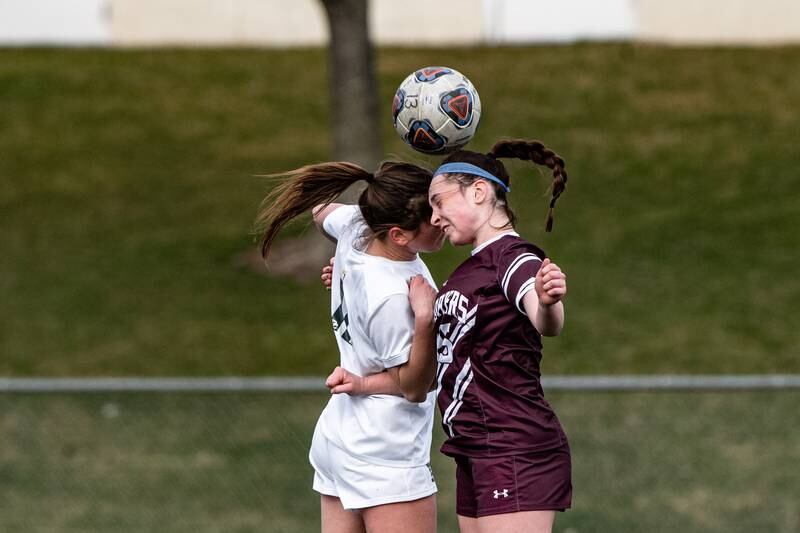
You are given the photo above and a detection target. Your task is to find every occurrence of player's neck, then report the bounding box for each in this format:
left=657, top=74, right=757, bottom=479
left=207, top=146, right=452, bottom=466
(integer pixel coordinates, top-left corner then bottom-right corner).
left=366, top=238, right=416, bottom=262
left=472, top=213, right=513, bottom=248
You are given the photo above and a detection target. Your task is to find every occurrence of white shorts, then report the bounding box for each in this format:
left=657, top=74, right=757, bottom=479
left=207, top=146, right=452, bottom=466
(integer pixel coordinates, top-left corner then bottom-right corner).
left=309, top=425, right=438, bottom=510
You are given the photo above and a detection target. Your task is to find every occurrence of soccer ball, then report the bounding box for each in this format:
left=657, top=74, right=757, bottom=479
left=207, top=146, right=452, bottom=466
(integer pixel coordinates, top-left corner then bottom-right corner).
left=392, top=66, right=481, bottom=155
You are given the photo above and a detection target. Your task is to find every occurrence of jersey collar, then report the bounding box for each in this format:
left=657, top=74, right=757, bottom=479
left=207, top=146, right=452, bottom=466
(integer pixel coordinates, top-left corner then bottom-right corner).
left=471, top=231, right=519, bottom=256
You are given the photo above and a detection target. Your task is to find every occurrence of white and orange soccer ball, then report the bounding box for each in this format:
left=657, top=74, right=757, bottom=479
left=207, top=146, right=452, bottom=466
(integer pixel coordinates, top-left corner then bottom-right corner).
left=392, top=66, right=482, bottom=154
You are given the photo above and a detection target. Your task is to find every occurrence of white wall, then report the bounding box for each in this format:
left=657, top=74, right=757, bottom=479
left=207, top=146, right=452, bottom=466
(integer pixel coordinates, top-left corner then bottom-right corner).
left=482, top=0, right=634, bottom=43
left=0, top=0, right=110, bottom=44
left=371, top=0, right=484, bottom=46
left=634, top=0, right=800, bottom=45
left=109, top=0, right=328, bottom=46
left=1, top=0, right=799, bottom=46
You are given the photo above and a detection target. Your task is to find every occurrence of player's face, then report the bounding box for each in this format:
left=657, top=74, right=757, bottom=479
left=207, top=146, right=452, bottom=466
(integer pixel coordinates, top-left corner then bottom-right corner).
left=407, top=221, right=445, bottom=253
left=428, top=175, right=480, bottom=246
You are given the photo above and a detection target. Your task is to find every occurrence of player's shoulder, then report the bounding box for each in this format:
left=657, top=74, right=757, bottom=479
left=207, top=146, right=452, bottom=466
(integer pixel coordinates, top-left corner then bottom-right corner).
left=494, top=235, right=546, bottom=260
left=482, top=234, right=546, bottom=267
left=324, top=204, right=363, bottom=241
left=350, top=260, right=411, bottom=313
left=329, top=203, right=360, bottom=223
left=485, top=236, right=545, bottom=291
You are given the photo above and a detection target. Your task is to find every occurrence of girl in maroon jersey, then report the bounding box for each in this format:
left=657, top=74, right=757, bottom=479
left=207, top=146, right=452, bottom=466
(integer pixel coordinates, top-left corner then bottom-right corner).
left=322, top=139, right=571, bottom=532
left=427, top=139, right=570, bottom=533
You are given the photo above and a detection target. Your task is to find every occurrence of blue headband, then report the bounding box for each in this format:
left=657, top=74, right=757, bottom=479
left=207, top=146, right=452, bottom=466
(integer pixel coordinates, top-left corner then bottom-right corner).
left=433, top=162, right=511, bottom=193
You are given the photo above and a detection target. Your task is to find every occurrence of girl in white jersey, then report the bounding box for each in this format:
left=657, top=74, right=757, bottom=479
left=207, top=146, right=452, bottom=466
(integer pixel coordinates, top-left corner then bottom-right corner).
left=255, top=161, right=444, bottom=533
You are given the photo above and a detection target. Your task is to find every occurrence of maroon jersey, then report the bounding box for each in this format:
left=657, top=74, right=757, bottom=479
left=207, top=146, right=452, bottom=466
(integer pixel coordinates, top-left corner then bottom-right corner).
left=435, top=232, right=567, bottom=458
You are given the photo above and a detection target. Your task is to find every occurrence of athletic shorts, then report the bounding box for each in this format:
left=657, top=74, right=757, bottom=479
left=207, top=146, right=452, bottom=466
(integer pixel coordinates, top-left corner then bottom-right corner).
left=309, top=425, right=438, bottom=510
left=453, top=445, right=572, bottom=518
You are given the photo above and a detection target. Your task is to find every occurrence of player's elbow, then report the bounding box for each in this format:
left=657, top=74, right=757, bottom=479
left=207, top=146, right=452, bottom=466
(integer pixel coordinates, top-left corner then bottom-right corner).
left=540, top=325, right=563, bottom=337
left=311, top=204, right=327, bottom=226
left=404, top=392, right=428, bottom=403
left=402, top=388, right=429, bottom=403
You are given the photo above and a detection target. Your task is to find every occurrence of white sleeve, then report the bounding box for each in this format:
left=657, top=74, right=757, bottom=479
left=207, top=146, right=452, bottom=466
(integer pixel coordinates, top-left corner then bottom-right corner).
left=366, top=294, right=414, bottom=369
left=322, top=205, right=360, bottom=241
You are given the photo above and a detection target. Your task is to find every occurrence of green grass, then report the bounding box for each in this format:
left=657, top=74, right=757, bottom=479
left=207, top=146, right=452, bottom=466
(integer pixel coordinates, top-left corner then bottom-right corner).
left=1, top=45, right=799, bottom=375
left=2, top=391, right=798, bottom=532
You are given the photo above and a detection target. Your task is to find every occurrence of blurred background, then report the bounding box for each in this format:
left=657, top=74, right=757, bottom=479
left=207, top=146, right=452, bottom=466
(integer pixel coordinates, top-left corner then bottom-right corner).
left=1, top=1, right=799, bottom=532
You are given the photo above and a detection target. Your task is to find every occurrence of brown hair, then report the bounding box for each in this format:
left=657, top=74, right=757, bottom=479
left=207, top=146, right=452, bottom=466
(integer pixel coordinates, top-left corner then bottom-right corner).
left=254, top=161, right=433, bottom=260
left=441, top=139, right=568, bottom=232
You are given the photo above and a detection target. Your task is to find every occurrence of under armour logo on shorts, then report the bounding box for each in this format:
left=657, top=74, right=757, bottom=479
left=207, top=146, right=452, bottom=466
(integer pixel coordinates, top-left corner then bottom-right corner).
left=493, top=489, right=509, bottom=499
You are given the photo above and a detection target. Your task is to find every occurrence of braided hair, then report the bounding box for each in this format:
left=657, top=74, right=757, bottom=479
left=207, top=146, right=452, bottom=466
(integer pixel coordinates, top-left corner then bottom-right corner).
left=441, top=139, right=568, bottom=232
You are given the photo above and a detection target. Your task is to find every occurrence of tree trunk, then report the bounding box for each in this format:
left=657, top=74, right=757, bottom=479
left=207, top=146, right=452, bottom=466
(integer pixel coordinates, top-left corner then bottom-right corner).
left=240, top=0, right=383, bottom=281
left=321, top=0, right=383, bottom=173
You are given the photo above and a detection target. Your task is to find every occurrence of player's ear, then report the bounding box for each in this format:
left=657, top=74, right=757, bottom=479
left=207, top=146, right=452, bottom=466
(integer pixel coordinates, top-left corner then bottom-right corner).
left=472, top=179, right=489, bottom=204
left=387, top=226, right=411, bottom=246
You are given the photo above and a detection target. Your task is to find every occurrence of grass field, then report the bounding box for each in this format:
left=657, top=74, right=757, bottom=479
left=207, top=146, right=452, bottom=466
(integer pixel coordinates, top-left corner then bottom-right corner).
left=2, top=390, right=798, bottom=533
left=2, top=44, right=798, bottom=533
left=2, top=44, right=799, bottom=376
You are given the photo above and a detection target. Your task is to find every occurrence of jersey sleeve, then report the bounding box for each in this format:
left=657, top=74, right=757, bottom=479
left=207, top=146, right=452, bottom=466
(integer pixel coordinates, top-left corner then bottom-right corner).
left=321, top=204, right=360, bottom=241
left=366, top=293, right=414, bottom=369
left=497, top=241, right=546, bottom=315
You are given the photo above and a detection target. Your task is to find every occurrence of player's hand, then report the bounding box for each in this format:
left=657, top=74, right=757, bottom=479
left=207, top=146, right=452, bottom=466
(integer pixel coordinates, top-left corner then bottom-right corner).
left=535, top=258, right=567, bottom=306
left=325, top=366, right=363, bottom=395
left=321, top=257, right=334, bottom=290
left=408, top=275, right=437, bottom=323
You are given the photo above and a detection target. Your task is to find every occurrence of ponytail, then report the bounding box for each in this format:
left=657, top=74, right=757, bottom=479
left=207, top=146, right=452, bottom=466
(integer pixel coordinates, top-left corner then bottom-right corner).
left=254, top=160, right=434, bottom=261
left=254, top=162, right=371, bottom=260
left=489, top=139, right=567, bottom=232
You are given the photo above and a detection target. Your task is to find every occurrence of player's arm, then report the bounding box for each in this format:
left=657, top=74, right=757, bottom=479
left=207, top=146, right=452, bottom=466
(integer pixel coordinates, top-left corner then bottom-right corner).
left=329, top=278, right=437, bottom=402
left=385, top=318, right=435, bottom=402
left=521, top=258, right=566, bottom=336
left=312, top=202, right=345, bottom=243
left=326, top=366, right=403, bottom=396
left=385, top=275, right=438, bottom=403
left=327, top=352, right=436, bottom=397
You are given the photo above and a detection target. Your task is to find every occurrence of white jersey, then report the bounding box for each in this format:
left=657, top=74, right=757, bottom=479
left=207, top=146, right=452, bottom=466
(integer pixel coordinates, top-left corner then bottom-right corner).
left=315, top=205, right=436, bottom=467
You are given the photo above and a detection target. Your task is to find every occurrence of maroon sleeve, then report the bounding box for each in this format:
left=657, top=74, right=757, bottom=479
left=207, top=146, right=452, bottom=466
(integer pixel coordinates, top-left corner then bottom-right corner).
left=496, top=241, right=545, bottom=315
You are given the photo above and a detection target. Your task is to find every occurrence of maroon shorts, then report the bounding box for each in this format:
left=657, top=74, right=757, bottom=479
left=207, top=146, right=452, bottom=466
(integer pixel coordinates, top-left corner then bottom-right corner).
left=454, top=445, right=572, bottom=518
